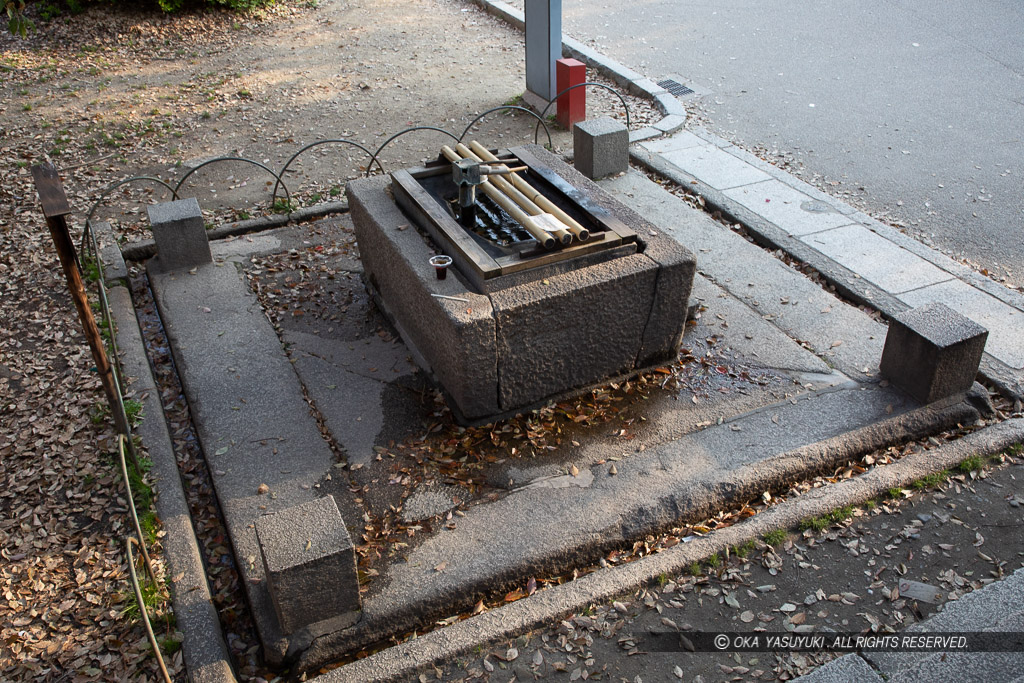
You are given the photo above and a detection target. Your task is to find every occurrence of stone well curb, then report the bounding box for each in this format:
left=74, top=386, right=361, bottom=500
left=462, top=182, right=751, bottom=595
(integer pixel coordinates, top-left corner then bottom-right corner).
left=107, top=284, right=237, bottom=683
left=313, top=416, right=1024, bottom=682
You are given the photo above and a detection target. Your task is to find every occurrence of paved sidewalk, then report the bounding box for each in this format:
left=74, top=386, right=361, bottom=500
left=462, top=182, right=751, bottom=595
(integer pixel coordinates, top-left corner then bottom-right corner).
left=797, top=567, right=1024, bottom=683
left=631, top=131, right=1024, bottom=401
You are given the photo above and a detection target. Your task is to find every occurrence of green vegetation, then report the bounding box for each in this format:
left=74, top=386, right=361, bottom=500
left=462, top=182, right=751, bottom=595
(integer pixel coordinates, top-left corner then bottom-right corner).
left=686, top=561, right=701, bottom=577
left=272, top=197, right=296, bottom=214
left=959, top=455, right=984, bottom=473
left=888, top=487, right=903, bottom=499
left=124, top=398, right=144, bottom=428
left=705, top=552, right=720, bottom=568
left=763, top=529, right=787, bottom=546
left=912, top=470, right=949, bottom=490
left=6, top=0, right=278, bottom=37
left=799, top=504, right=855, bottom=533
left=733, top=539, right=757, bottom=559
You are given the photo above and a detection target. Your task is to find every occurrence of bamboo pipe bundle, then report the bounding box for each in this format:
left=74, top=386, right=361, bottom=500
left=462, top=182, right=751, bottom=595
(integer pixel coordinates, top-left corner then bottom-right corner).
left=468, top=141, right=591, bottom=242
left=440, top=145, right=556, bottom=249
left=453, top=143, right=573, bottom=245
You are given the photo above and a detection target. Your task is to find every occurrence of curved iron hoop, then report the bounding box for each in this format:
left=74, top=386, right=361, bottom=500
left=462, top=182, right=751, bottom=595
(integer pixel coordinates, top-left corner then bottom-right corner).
left=536, top=82, right=632, bottom=139
left=459, top=105, right=553, bottom=149
left=273, top=139, right=384, bottom=201
left=83, top=176, right=180, bottom=251
left=367, top=126, right=460, bottom=178
left=173, top=156, right=292, bottom=214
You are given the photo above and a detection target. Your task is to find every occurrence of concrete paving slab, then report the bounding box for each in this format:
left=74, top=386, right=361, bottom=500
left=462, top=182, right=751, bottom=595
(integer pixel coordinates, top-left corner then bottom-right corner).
left=724, top=180, right=857, bottom=237
left=639, top=130, right=706, bottom=154
left=899, top=279, right=1024, bottom=370
left=285, top=329, right=422, bottom=465
left=691, top=276, right=832, bottom=375
left=864, top=567, right=1024, bottom=677
left=655, top=142, right=772, bottom=190
left=299, top=385, right=971, bottom=671
left=601, top=172, right=888, bottom=381
left=801, top=225, right=954, bottom=295
left=793, top=654, right=882, bottom=683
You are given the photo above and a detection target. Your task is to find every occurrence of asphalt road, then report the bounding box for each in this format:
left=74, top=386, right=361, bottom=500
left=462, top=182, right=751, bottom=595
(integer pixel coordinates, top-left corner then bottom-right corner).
left=554, top=0, right=1024, bottom=288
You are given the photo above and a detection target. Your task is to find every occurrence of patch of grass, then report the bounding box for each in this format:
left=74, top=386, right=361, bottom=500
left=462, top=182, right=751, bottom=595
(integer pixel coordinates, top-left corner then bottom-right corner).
left=888, top=487, right=903, bottom=499
left=122, top=575, right=162, bottom=620
left=801, top=504, right=857, bottom=531
left=81, top=252, right=101, bottom=283
left=1006, top=444, right=1023, bottom=457
left=159, top=635, right=182, bottom=656
left=90, top=402, right=110, bottom=425
left=705, top=553, right=720, bottom=568
left=124, top=398, right=144, bottom=428
left=912, top=470, right=949, bottom=490
left=958, top=455, right=984, bottom=474
left=687, top=561, right=701, bottom=577
left=656, top=572, right=669, bottom=586
left=864, top=499, right=877, bottom=510
left=22, top=103, right=32, bottom=111
left=329, top=185, right=341, bottom=197
left=272, top=198, right=296, bottom=214
left=763, top=529, right=787, bottom=546
left=734, top=539, right=757, bottom=559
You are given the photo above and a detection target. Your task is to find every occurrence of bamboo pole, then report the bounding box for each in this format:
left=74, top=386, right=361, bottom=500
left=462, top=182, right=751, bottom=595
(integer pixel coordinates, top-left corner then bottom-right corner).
left=453, top=144, right=572, bottom=245
left=468, top=140, right=591, bottom=242
left=440, top=145, right=556, bottom=249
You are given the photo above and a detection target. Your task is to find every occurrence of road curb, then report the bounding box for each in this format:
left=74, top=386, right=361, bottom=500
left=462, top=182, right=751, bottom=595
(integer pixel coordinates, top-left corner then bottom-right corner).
left=473, top=0, right=1023, bottom=401
left=313, top=412, right=1023, bottom=682
left=470, top=0, right=685, bottom=133
left=107, top=284, right=237, bottom=683
left=628, top=144, right=1024, bottom=401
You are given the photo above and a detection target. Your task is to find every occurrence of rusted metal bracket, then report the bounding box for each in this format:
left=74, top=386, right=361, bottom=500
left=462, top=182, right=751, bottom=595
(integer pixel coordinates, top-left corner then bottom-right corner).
left=33, top=163, right=130, bottom=438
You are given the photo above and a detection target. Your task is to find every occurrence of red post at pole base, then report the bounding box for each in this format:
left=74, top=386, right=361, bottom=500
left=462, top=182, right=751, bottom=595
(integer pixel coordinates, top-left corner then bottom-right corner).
left=556, top=57, right=586, bottom=131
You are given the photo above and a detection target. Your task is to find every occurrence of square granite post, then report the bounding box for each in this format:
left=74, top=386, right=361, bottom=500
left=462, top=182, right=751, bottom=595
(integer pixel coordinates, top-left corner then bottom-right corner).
left=880, top=302, right=988, bottom=404
left=574, top=117, right=629, bottom=179
left=254, top=495, right=361, bottom=634
left=147, top=197, right=212, bottom=273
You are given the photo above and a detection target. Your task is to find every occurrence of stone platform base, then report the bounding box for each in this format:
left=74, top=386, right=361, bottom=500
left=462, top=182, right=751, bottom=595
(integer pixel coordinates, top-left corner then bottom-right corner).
left=347, top=145, right=695, bottom=422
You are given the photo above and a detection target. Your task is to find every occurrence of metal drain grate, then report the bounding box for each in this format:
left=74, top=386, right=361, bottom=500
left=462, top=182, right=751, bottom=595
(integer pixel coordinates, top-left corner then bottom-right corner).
left=657, top=79, right=695, bottom=97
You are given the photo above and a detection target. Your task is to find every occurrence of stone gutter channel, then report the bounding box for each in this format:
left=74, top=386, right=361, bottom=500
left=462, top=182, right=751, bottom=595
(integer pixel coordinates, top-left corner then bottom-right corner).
left=93, top=6, right=1024, bottom=682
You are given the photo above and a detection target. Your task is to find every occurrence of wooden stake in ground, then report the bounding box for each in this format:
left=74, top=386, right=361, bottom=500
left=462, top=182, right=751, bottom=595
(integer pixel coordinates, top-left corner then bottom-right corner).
left=32, top=163, right=129, bottom=437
